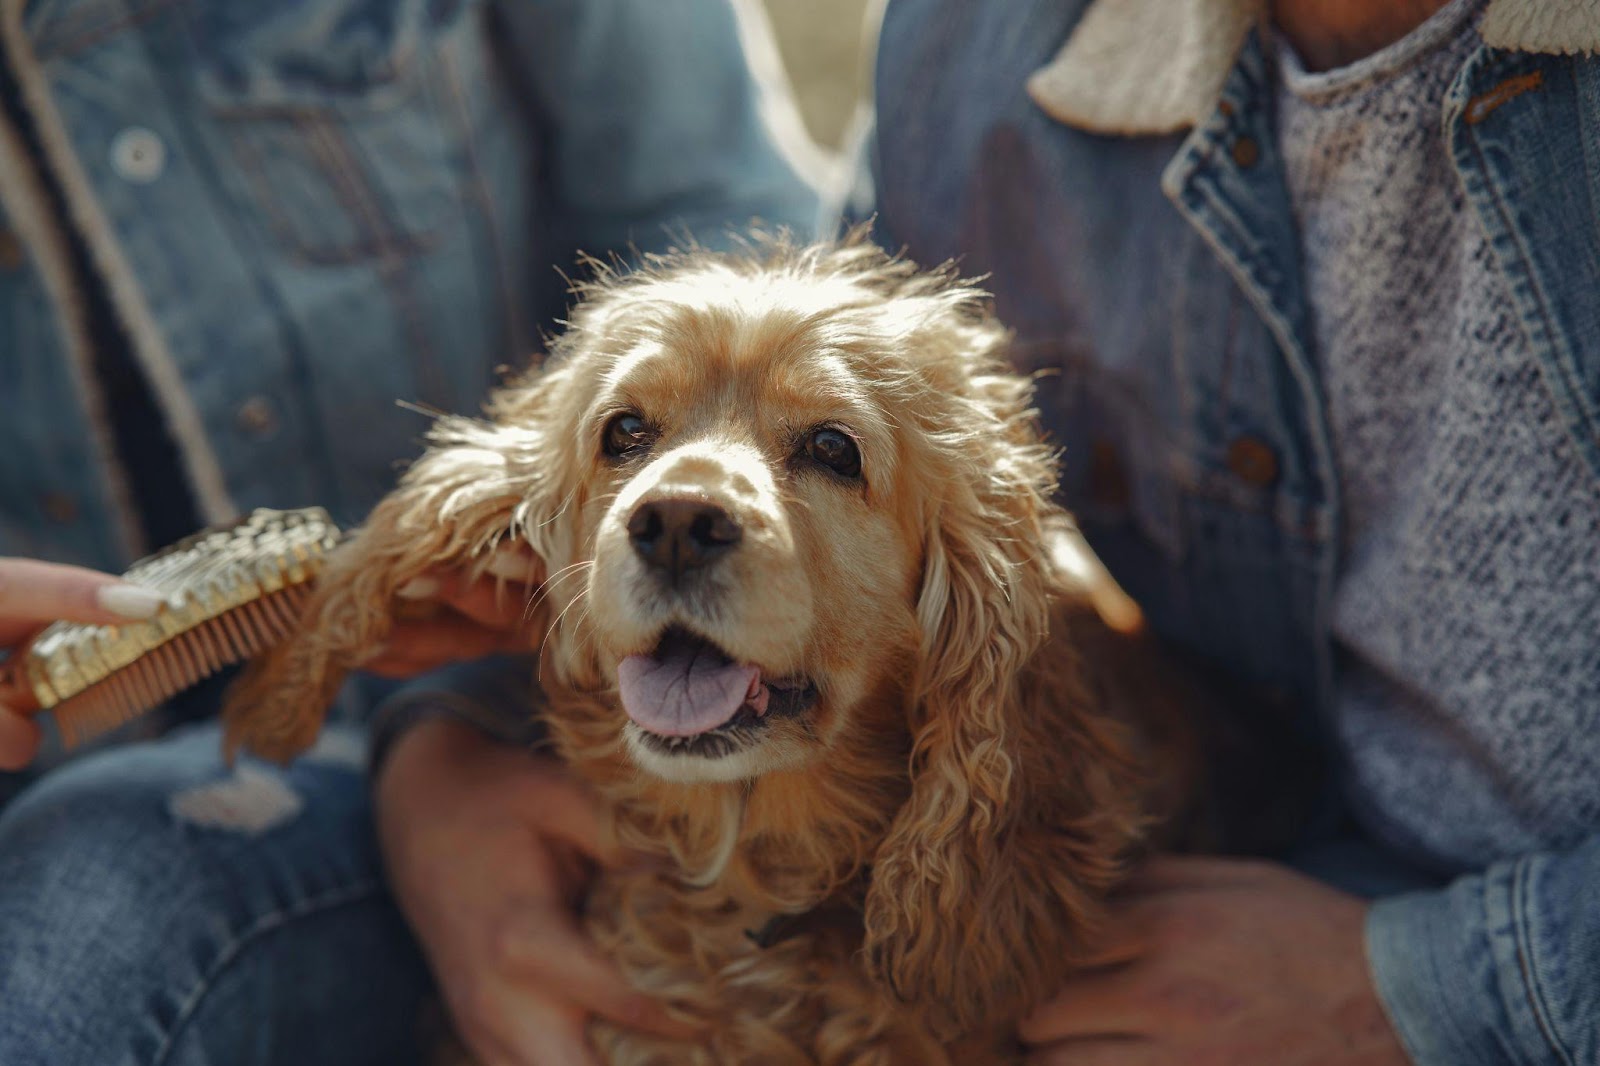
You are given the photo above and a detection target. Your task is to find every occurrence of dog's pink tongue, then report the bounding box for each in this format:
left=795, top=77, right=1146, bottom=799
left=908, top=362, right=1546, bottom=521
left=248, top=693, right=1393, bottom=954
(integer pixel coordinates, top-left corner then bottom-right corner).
left=619, top=644, right=759, bottom=737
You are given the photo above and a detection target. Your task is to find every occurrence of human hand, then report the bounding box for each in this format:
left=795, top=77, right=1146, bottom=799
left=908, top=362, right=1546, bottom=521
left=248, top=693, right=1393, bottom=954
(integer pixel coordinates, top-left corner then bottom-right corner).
left=1021, top=857, right=1411, bottom=1066
left=0, top=557, right=166, bottom=769
left=362, top=549, right=541, bottom=679
left=376, top=716, right=693, bottom=1065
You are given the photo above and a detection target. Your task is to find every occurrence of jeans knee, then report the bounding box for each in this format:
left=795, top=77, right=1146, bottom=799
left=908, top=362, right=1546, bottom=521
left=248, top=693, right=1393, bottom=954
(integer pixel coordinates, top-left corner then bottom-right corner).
left=0, top=726, right=388, bottom=1066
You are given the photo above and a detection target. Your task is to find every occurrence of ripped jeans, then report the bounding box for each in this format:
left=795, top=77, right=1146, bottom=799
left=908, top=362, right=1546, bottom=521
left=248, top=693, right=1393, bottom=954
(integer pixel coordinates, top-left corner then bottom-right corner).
left=0, top=723, right=433, bottom=1066
left=0, top=721, right=1454, bottom=1066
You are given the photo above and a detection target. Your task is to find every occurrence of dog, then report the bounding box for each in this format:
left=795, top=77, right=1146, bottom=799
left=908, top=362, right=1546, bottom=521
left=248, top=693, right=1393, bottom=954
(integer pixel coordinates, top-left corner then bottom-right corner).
left=223, top=235, right=1232, bottom=1064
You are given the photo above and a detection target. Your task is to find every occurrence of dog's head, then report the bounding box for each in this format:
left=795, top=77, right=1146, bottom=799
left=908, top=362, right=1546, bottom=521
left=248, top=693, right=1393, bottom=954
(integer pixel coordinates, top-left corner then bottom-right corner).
left=226, top=236, right=1132, bottom=1034
left=481, top=239, right=1058, bottom=794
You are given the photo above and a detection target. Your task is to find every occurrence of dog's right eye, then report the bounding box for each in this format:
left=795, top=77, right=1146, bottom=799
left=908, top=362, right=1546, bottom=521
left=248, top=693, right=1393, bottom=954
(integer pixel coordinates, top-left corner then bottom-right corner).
left=603, top=412, right=655, bottom=459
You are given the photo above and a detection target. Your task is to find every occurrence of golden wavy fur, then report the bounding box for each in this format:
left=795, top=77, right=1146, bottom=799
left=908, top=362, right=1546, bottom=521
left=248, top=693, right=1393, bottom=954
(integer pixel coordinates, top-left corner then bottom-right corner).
left=223, top=235, right=1204, bottom=1064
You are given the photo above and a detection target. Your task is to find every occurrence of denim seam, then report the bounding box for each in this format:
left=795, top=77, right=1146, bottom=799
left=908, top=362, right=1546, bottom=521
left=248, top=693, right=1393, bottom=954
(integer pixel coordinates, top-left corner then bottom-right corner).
left=150, top=879, right=387, bottom=1066
left=1457, top=78, right=1600, bottom=480
left=437, top=30, right=530, bottom=361
left=223, top=120, right=437, bottom=267
left=1511, top=858, right=1578, bottom=1066
left=299, top=112, right=447, bottom=405
left=2, top=0, right=237, bottom=525
left=28, top=0, right=180, bottom=61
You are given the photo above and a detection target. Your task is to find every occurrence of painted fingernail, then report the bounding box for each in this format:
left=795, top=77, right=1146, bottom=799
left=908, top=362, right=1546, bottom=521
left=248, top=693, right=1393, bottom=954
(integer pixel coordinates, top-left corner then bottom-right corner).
left=395, top=577, right=441, bottom=600
left=96, top=584, right=166, bottom=619
left=484, top=549, right=537, bottom=583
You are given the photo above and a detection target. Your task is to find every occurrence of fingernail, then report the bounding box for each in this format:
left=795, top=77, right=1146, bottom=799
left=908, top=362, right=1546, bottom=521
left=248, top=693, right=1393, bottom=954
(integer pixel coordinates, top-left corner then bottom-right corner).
left=96, top=584, right=166, bottom=620
left=483, top=548, right=537, bottom=583
left=396, top=577, right=441, bottom=600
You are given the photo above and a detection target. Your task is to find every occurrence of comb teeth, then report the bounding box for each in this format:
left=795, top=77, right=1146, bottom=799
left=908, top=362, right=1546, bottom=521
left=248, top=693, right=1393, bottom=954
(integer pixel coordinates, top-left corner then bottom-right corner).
left=4, top=507, right=342, bottom=749
left=53, top=584, right=315, bottom=748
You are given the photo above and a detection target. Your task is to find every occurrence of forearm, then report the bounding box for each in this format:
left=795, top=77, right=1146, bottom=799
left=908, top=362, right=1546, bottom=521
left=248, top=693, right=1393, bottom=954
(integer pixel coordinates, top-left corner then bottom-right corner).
left=1367, top=832, right=1600, bottom=1066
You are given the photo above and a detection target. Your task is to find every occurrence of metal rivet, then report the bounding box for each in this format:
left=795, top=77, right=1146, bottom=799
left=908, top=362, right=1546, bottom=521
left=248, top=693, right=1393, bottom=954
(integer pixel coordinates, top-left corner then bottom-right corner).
left=41, top=491, right=79, bottom=524
left=1231, top=136, right=1260, bottom=168
left=1226, top=436, right=1279, bottom=488
left=235, top=396, right=279, bottom=437
left=111, top=127, right=167, bottom=183
left=0, top=230, right=23, bottom=270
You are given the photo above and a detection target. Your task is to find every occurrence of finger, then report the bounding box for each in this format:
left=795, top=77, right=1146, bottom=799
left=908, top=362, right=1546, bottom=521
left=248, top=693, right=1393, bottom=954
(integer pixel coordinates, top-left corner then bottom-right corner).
left=1067, top=892, right=1169, bottom=969
left=362, top=618, right=526, bottom=678
left=396, top=549, right=540, bottom=620
left=1018, top=965, right=1158, bottom=1044
left=439, top=576, right=536, bottom=633
left=479, top=546, right=542, bottom=586
left=1027, top=1036, right=1162, bottom=1066
left=0, top=707, right=41, bottom=770
left=457, top=987, right=602, bottom=1066
left=498, top=909, right=698, bottom=1041
left=1119, top=855, right=1273, bottom=895
left=514, top=770, right=642, bottom=872
left=0, top=620, right=44, bottom=647
left=0, top=559, right=165, bottom=628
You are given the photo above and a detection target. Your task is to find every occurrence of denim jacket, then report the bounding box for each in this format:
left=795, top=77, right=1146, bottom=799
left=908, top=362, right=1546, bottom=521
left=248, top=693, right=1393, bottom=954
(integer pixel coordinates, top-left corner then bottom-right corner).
left=873, top=1, right=1600, bottom=1062
left=0, top=0, right=820, bottom=570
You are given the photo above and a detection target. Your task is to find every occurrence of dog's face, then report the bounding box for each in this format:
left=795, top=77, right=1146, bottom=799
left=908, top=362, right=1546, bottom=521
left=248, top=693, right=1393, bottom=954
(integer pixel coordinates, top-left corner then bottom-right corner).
left=542, top=263, right=942, bottom=783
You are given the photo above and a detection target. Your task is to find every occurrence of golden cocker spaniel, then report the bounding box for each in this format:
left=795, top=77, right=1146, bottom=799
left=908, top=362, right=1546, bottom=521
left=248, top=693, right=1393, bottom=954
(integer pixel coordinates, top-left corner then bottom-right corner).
left=223, top=236, right=1215, bottom=1064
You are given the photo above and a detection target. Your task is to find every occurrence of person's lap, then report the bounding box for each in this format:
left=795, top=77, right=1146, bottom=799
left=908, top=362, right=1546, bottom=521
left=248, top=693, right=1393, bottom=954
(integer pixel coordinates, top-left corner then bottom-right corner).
left=0, top=718, right=1449, bottom=1066
left=0, top=722, right=433, bottom=1066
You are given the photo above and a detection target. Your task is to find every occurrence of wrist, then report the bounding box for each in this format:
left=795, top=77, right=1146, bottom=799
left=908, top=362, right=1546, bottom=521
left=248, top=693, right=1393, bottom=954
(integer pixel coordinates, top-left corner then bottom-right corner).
left=376, top=715, right=491, bottom=826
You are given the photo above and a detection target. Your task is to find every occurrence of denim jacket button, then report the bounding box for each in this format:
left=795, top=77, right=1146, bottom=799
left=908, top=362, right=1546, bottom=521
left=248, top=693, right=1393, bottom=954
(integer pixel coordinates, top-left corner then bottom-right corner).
left=110, top=128, right=166, bottom=183
left=1231, top=135, right=1260, bottom=168
left=1227, top=436, right=1279, bottom=487
left=0, top=230, right=23, bottom=270
left=41, top=491, right=78, bottom=525
left=235, top=396, right=279, bottom=437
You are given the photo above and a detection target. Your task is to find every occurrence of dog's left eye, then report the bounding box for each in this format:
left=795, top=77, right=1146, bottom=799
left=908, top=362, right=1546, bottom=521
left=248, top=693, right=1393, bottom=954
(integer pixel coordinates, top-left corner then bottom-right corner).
left=603, top=412, right=655, bottom=458
left=805, top=427, right=861, bottom=479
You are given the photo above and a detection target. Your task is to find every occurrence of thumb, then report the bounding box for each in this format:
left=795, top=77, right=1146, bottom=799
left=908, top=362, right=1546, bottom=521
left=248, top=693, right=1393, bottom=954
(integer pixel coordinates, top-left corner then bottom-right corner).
left=0, top=704, right=43, bottom=770
left=0, top=558, right=165, bottom=636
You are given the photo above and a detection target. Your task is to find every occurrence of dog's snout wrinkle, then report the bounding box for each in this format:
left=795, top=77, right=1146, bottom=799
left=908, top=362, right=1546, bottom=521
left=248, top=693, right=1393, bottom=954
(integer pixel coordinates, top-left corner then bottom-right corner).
left=628, top=498, right=743, bottom=582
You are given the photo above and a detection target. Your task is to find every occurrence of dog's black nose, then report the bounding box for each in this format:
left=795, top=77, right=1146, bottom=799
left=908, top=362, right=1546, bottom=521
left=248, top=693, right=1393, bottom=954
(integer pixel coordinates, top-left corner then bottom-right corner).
left=627, top=499, right=742, bottom=580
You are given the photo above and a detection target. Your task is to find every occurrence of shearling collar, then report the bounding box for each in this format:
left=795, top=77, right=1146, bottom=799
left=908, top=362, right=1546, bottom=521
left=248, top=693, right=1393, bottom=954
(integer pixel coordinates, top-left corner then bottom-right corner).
left=1028, top=0, right=1600, bottom=135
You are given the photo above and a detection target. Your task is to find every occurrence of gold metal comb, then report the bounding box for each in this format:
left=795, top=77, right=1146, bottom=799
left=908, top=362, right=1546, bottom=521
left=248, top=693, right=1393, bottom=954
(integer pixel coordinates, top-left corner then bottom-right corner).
left=0, top=507, right=341, bottom=747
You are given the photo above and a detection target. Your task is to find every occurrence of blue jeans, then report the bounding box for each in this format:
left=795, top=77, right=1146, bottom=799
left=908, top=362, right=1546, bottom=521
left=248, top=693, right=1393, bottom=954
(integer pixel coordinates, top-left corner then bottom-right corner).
left=0, top=722, right=1451, bottom=1066
left=0, top=724, right=433, bottom=1066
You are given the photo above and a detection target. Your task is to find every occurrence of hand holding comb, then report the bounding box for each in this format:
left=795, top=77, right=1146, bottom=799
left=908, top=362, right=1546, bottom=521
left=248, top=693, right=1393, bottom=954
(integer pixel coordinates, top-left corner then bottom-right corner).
left=0, top=508, right=342, bottom=748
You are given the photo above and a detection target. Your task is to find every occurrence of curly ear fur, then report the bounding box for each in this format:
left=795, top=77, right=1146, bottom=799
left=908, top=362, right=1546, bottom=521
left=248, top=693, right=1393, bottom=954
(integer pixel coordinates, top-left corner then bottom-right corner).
left=223, top=364, right=582, bottom=763
left=861, top=311, right=1148, bottom=1038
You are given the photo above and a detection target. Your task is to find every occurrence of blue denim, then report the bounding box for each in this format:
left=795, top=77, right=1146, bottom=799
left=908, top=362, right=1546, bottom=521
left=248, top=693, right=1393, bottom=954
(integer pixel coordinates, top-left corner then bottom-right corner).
left=0, top=0, right=820, bottom=568
left=0, top=724, right=434, bottom=1066
left=0, top=0, right=819, bottom=1059
left=875, top=2, right=1600, bottom=1062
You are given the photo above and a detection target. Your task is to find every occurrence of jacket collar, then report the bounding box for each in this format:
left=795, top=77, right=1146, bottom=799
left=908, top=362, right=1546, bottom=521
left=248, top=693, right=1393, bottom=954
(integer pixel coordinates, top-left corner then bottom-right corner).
left=1028, top=0, right=1600, bottom=135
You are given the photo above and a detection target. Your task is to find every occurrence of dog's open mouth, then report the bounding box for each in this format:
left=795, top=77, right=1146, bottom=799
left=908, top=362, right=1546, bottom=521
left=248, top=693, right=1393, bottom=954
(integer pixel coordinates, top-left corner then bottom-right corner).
left=618, top=627, right=816, bottom=757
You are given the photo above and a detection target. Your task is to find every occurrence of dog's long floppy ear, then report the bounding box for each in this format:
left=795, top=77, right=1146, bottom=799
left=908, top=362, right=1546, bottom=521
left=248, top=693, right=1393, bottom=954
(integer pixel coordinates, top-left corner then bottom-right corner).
left=222, top=363, right=582, bottom=763
left=861, top=372, right=1144, bottom=1036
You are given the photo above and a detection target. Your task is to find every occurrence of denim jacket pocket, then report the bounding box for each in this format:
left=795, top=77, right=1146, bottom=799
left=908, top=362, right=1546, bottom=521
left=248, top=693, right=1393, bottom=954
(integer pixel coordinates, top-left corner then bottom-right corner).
left=192, top=0, right=480, bottom=265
